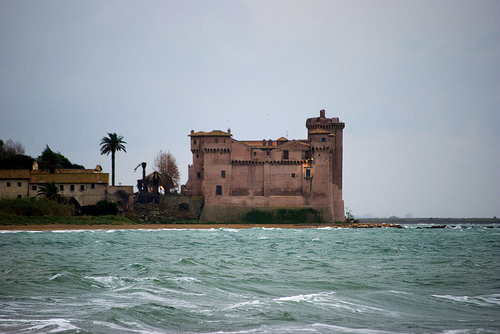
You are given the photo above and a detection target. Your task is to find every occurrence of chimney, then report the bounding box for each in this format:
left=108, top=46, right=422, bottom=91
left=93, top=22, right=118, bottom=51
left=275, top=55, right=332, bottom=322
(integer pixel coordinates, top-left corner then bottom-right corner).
left=320, top=109, right=325, bottom=118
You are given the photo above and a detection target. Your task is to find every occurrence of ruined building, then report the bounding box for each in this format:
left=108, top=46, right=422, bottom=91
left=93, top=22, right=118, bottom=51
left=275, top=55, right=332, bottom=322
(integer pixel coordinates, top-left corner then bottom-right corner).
left=182, top=110, right=345, bottom=223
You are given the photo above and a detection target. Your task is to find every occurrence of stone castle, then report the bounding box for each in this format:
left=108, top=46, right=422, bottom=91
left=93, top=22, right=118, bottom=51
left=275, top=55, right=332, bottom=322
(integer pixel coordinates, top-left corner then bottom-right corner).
left=182, top=110, right=345, bottom=223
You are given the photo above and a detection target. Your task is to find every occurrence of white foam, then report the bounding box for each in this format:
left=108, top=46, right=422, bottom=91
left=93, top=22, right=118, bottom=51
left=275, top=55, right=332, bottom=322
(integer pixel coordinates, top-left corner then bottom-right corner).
left=0, top=318, right=79, bottom=333
left=433, top=294, right=500, bottom=306
left=273, top=292, right=399, bottom=316
left=171, top=276, right=201, bottom=283
left=223, top=299, right=261, bottom=311
left=49, top=273, right=64, bottom=281
left=0, top=230, right=43, bottom=233
left=312, top=323, right=398, bottom=333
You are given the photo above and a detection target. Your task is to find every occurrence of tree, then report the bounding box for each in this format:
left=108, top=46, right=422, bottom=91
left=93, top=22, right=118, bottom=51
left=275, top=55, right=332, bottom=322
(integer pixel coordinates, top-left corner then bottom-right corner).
left=37, top=181, right=66, bottom=202
left=0, top=140, right=34, bottom=170
left=36, top=145, right=84, bottom=173
left=0, top=139, right=25, bottom=158
left=100, top=133, right=127, bottom=186
left=153, top=150, right=180, bottom=194
left=37, top=146, right=63, bottom=173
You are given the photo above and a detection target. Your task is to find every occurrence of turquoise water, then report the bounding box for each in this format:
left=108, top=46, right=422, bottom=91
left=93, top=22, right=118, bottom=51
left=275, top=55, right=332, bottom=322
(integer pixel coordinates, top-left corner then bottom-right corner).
left=0, top=223, right=499, bottom=333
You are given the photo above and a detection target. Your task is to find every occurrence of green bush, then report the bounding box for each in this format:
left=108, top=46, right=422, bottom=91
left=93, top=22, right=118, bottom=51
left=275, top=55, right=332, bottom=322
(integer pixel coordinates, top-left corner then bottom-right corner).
left=81, top=201, right=118, bottom=216
left=0, top=198, right=74, bottom=216
left=243, top=208, right=323, bottom=224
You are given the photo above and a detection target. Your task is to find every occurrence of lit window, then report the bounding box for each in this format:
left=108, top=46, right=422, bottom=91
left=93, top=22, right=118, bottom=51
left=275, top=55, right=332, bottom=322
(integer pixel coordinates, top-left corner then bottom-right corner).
left=216, top=185, right=222, bottom=195
left=305, top=169, right=312, bottom=178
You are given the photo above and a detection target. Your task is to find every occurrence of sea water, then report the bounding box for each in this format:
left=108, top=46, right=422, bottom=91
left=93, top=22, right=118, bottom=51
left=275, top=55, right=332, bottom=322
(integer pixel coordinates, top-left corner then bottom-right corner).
left=0, top=223, right=499, bottom=333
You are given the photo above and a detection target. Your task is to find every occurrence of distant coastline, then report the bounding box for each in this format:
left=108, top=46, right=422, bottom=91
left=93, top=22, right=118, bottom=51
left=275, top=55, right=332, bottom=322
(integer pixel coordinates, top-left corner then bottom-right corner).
left=358, top=217, right=499, bottom=225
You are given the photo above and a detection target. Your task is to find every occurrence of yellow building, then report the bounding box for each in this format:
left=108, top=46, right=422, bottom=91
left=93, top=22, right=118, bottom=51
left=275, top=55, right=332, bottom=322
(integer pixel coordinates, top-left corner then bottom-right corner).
left=0, top=164, right=133, bottom=211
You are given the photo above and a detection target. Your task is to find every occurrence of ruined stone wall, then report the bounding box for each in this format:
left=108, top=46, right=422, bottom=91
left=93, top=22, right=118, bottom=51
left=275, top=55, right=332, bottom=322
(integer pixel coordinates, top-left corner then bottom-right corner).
left=125, top=196, right=204, bottom=223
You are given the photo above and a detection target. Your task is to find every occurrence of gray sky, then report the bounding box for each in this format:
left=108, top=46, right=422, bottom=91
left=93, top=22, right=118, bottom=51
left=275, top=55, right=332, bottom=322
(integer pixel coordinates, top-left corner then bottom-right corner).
left=1, top=0, right=498, bottom=218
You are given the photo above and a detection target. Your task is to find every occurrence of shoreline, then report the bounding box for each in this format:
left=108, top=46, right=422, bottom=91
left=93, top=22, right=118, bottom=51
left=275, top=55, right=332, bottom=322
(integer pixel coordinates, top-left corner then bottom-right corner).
left=0, top=222, right=404, bottom=231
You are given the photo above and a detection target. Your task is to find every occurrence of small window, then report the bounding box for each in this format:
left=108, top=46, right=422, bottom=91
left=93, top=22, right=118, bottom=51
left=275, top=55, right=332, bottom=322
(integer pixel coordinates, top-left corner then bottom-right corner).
left=60, top=185, right=64, bottom=191
left=80, top=185, right=85, bottom=191
left=7, top=182, right=11, bottom=187
left=17, top=194, right=22, bottom=199
left=283, top=150, right=289, bottom=160
left=253, top=152, right=256, bottom=156
left=291, top=173, right=296, bottom=178
left=18, top=182, right=22, bottom=187
left=221, top=170, right=226, bottom=178
left=215, top=138, right=218, bottom=143
left=194, top=139, right=197, bottom=145
left=91, top=183, right=95, bottom=189
left=305, top=169, right=311, bottom=178
left=32, top=185, right=37, bottom=191
left=196, top=154, right=199, bottom=158
left=197, top=172, right=201, bottom=179
left=216, top=185, right=222, bottom=195
left=321, top=137, right=326, bottom=142
left=70, top=185, right=75, bottom=191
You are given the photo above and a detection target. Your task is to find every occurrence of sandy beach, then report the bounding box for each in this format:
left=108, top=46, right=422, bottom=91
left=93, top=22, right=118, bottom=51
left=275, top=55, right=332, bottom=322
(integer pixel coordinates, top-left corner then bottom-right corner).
left=0, top=223, right=336, bottom=231
left=0, top=223, right=340, bottom=231
left=0, top=222, right=405, bottom=231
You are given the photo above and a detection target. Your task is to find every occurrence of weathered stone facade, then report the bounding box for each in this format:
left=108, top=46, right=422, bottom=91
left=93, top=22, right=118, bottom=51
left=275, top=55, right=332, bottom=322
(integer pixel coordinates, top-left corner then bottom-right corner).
left=0, top=165, right=134, bottom=211
left=182, top=110, right=345, bottom=223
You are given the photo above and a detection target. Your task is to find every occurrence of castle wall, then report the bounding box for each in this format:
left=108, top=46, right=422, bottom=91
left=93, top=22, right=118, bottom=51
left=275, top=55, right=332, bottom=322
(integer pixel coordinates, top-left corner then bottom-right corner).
left=185, top=110, right=345, bottom=223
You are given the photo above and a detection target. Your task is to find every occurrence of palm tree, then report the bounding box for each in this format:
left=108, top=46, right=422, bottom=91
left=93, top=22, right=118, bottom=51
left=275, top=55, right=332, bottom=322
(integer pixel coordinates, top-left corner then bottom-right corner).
left=37, top=181, right=66, bottom=202
left=100, top=133, right=127, bottom=186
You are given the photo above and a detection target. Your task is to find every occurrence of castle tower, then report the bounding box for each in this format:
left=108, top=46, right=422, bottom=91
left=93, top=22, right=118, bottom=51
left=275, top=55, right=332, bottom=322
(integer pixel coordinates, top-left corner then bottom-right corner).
left=306, top=110, right=345, bottom=222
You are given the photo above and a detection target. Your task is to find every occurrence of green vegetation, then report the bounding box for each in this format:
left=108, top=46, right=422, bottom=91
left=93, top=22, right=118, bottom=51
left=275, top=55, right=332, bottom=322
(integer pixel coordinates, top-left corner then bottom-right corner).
left=243, top=208, right=324, bottom=224
left=100, top=133, right=127, bottom=186
left=0, top=198, right=134, bottom=226
left=81, top=201, right=119, bottom=216
left=0, top=198, right=74, bottom=216
left=1, top=139, right=84, bottom=170
left=37, top=145, right=85, bottom=172
left=37, top=181, right=67, bottom=202
left=0, top=214, right=136, bottom=226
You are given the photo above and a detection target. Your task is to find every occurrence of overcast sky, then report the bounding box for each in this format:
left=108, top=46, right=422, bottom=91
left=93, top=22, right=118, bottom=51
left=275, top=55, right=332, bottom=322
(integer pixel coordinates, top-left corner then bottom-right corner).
left=1, top=0, right=498, bottom=218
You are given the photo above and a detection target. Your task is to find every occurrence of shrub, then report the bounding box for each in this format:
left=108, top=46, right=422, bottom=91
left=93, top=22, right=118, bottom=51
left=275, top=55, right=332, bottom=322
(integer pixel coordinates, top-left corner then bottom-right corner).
left=0, top=198, right=74, bottom=216
left=243, top=208, right=323, bottom=224
left=81, top=201, right=118, bottom=216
